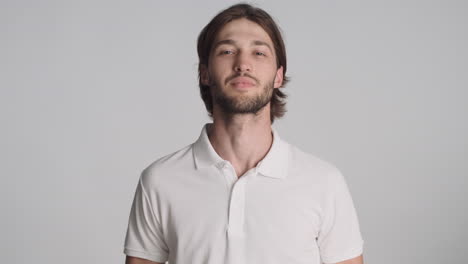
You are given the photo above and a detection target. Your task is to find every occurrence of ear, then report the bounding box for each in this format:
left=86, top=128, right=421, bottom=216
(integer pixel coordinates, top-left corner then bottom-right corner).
left=273, top=66, right=284, bottom=88
left=200, top=64, right=211, bottom=86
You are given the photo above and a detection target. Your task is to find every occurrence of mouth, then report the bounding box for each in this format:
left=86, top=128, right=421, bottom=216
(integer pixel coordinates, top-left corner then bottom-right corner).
left=229, top=77, right=256, bottom=89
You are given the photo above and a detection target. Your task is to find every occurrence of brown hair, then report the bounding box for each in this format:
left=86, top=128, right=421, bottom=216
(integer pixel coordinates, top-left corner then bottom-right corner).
left=197, top=3, right=290, bottom=124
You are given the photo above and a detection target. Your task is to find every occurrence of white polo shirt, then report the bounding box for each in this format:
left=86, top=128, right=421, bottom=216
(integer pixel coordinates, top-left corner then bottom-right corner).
left=123, top=123, right=364, bottom=264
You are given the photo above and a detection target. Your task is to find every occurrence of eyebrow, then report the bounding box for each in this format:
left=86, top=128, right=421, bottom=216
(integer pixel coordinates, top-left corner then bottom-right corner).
left=213, top=39, right=273, bottom=54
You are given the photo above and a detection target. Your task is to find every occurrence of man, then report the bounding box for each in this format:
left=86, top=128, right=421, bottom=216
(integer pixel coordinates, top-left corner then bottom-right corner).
left=124, top=3, right=364, bottom=264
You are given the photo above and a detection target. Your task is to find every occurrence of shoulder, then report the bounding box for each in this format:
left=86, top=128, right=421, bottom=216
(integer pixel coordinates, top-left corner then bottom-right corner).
left=139, top=143, right=194, bottom=190
left=288, top=143, right=347, bottom=191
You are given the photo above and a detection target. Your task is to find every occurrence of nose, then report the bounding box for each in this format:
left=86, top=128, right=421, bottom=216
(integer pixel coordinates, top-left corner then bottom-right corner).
left=234, top=52, right=252, bottom=73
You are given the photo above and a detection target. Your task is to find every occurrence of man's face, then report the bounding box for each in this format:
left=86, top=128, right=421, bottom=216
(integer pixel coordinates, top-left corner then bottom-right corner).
left=201, top=18, right=284, bottom=115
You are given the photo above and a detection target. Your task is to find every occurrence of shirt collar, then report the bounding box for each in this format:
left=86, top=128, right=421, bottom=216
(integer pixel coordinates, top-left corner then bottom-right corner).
left=193, top=123, right=290, bottom=179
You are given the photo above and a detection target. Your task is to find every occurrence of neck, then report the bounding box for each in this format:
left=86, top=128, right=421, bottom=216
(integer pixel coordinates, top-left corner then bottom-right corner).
left=207, top=108, right=273, bottom=178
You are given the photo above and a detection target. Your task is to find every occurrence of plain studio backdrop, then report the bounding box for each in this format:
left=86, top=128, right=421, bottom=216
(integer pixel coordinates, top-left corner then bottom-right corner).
left=1, top=0, right=467, bottom=263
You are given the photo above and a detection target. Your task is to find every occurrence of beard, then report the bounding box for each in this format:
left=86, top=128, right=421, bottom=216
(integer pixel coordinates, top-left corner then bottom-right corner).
left=211, top=76, right=275, bottom=115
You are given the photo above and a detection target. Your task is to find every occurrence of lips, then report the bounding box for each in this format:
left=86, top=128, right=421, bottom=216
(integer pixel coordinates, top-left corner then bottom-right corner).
left=229, top=77, right=256, bottom=86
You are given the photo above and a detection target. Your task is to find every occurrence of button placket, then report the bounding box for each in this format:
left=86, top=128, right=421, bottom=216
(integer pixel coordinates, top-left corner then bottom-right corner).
left=227, top=177, right=246, bottom=237
left=218, top=161, right=244, bottom=237
left=218, top=161, right=233, bottom=192
left=224, top=162, right=237, bottom=184
left=219, top=162, right=259, bottom=238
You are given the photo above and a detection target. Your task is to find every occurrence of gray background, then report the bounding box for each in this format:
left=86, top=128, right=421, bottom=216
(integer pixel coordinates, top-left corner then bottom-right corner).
left=1, top=0, right=467, bottom=263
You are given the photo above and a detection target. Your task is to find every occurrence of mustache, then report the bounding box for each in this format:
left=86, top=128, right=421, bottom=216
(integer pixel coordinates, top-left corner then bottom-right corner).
left=225, top=73, right=258, bottom=85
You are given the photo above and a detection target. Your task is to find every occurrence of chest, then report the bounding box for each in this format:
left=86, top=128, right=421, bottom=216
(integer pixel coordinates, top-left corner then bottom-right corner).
left=159, top=170, right=323, bottom=263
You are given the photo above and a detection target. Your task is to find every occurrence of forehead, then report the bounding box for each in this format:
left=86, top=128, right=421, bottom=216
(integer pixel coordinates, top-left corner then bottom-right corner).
left=214, top=18, right=273, bottom=46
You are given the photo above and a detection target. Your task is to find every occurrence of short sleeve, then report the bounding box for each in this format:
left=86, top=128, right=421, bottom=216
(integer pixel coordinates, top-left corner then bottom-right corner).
left=123, top=175, right=169, bottom=263
left=317, top=169, right=364, bottom=264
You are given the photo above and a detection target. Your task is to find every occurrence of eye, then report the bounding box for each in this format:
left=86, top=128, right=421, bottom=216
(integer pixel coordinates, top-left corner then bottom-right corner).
left=255, top=51, right=266, bottom=56
left=220, top=50, right=234, bottom=55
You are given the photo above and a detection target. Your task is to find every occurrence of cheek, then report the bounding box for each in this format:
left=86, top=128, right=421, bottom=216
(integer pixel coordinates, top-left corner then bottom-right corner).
left=210, top=62, right=231, bottom=81
left=210, top=56, right=232, bottom=68
left=259, top=65, right=279, bottom=80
